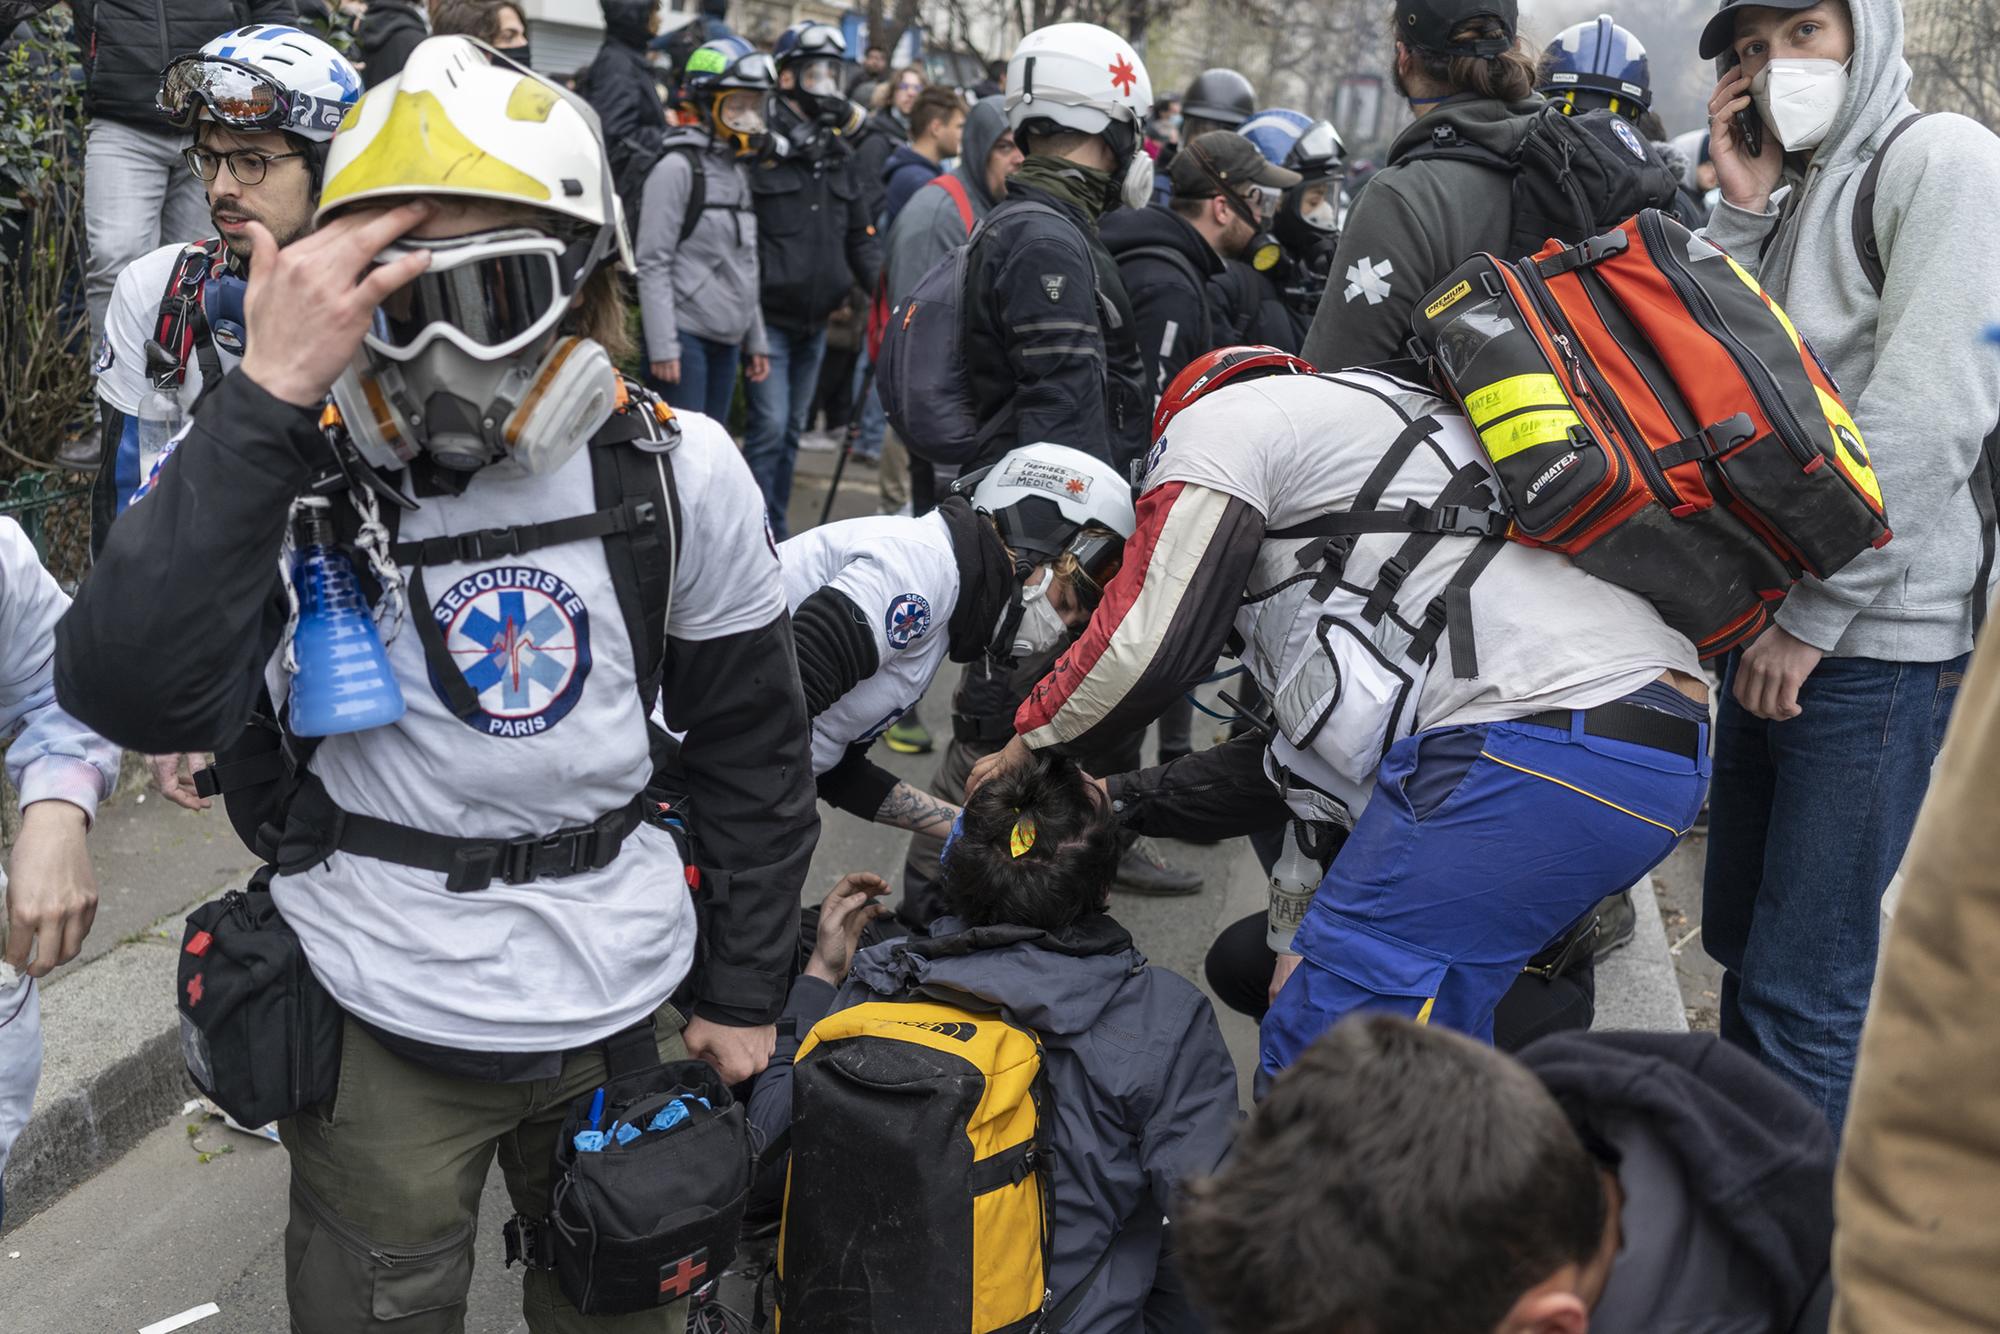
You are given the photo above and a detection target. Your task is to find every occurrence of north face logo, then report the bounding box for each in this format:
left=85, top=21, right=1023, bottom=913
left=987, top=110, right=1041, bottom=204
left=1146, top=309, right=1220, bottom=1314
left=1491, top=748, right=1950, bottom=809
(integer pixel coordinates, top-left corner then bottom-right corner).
left=895, top=1019, right=977, bottom=1042
left=1040, top=274, right=1067, bottom=302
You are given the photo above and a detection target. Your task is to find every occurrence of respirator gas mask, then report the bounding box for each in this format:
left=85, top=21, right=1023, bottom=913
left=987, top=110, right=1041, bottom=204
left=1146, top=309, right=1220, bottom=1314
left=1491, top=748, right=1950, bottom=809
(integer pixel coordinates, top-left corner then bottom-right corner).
left=1106, top=119, right=1154, bottom=211
left=330, top=228, right=619, bottom=476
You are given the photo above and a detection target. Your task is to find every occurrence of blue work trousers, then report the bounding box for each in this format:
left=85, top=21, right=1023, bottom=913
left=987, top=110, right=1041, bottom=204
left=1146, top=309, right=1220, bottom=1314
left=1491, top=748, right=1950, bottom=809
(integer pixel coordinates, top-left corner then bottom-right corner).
left=1262, top=710, right=1710, bottom=1084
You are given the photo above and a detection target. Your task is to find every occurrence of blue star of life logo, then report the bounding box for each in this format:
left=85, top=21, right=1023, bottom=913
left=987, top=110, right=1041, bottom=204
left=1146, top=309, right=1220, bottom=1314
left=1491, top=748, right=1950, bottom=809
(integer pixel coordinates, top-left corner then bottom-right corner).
left=885, top=592, right=931, bottom=650
left=429, top=566, right=593, bottom=737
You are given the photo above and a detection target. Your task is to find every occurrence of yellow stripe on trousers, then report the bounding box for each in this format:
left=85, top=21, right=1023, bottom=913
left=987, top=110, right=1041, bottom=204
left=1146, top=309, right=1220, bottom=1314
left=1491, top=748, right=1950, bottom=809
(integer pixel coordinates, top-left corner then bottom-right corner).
left=1478, top=751, right=1688, bottom=837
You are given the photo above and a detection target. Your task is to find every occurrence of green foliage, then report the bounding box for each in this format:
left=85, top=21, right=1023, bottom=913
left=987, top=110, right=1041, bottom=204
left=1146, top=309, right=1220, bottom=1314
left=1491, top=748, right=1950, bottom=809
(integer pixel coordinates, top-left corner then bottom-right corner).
left=0, top=6, right=92, bottom=482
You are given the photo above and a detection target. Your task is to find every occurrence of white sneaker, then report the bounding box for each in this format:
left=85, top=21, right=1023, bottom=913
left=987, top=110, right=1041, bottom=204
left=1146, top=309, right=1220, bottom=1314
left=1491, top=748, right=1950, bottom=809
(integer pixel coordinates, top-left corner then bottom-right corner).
left=797, top=429, right=837, bottom=453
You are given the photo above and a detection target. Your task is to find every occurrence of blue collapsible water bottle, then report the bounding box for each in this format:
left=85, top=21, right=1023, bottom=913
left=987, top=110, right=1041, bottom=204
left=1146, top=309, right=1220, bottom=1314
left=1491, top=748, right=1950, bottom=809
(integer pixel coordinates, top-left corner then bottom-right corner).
left=288, top=500, right=406, bottom=737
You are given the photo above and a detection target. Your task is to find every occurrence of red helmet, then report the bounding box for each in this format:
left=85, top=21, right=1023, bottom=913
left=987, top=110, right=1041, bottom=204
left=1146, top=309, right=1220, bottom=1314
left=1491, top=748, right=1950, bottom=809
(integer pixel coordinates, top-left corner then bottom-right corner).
left=1152, top=345, right=1316, bottom=440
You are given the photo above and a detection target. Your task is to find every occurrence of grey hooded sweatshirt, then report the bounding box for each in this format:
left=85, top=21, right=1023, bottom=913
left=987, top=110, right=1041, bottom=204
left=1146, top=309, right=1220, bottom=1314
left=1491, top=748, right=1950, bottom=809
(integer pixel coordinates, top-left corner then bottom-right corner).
left=636, top=126, right=768, bottom=364
left=1704, top=0, right=2000, bottom=660
left=884, top=96, right=1009, bottom=306
left=751, top=914, right=1240, bottom=1334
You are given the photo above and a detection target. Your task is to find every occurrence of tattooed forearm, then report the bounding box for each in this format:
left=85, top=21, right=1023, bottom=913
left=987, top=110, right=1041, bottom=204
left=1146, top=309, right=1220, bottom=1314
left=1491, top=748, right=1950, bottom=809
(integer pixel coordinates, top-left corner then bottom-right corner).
left=875, top=780, right=961, bottom=836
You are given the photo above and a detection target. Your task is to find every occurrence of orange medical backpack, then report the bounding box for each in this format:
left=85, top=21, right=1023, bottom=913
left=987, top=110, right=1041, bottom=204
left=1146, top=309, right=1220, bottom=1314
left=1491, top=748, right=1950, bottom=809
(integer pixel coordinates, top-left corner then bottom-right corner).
left=1411, top=208, right=1890, bottom=657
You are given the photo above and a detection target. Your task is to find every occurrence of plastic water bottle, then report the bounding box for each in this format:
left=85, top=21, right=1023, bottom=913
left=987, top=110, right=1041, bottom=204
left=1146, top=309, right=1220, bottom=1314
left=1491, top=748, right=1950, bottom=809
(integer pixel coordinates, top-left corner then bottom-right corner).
left=288, top=501, right=405, bottom=737
left=1266, top=821, right=1322, bottom=954
left=136, top=343, right=185, bottom=485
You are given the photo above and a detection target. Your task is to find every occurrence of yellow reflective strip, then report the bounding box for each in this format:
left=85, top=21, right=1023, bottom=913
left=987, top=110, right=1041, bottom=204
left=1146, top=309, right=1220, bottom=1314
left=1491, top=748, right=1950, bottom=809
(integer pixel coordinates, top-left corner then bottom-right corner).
left=504, top=81, right=558, bottom=123
left=1479, top=750, right=1687, bottom=836
left=1816, top=386, right=1884, bottom=508
left=1414, top=997, right=1436, bottom=1025
left=1480, top=410, right=1583, bottom=463
left=1464, top=373, right=1568, bottom=427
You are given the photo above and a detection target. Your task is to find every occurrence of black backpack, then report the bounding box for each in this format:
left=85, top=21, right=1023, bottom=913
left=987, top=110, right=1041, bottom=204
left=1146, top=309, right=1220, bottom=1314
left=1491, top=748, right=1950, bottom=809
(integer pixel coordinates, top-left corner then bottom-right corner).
left=1112, top=243, right=1215, bottom=397
left=879, top=198, right=1079, bottom=465
left=1403, top=103, right=1681, bottom=261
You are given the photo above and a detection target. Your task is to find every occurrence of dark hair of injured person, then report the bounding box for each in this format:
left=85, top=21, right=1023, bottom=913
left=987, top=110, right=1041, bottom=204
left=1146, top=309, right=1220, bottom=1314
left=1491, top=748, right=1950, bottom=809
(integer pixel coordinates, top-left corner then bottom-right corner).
left=941, top=754, right=1121, bottom=932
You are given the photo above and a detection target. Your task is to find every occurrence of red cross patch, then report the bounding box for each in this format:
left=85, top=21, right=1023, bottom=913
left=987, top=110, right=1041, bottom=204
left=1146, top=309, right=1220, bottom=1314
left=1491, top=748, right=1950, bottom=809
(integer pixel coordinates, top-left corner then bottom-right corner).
left=658, top=1248, right=709, bottom=1300
left=1108, top=54, right=1137, bottom=97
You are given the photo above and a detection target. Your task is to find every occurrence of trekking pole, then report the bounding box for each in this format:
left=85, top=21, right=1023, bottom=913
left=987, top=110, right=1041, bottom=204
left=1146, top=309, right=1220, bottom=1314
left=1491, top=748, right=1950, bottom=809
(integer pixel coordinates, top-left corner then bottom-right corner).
left=817, top=360, right=877, bottom=528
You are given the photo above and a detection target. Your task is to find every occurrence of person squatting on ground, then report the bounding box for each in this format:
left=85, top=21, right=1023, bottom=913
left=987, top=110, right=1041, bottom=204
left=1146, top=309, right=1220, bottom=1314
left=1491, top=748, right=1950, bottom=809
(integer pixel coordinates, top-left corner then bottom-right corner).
left=56, top=37, right=819, bottom=1332
left=1695, top=0, right=2000, bottom=1137
left=782, top=443, right=1133, bottom=862
left=969, top=356, right=1710, bottom=1084
left=636, top=36, right=773, bottom=420
left=0, top=518, right=119, bottom=1231
left=1178, top=1015, right=1838, bottom=1334
left=749, top=755, right=1240, bottom=1332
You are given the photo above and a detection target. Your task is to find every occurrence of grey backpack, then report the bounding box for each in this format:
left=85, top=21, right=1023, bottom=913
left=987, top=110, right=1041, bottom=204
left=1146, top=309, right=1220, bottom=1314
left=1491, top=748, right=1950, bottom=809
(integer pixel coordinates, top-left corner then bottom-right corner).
left=878, top=200, right=1069, bottom=465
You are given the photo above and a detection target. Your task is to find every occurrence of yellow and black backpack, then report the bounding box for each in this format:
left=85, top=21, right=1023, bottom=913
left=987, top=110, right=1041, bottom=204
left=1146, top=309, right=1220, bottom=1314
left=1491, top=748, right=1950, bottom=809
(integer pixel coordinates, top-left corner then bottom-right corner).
left=774, top=963, right=1105, bottom=1333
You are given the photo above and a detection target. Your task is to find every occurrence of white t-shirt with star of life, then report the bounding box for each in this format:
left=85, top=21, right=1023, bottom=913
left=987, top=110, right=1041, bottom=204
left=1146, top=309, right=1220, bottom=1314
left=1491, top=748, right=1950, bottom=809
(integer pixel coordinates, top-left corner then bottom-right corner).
left=94, top=242, right=237, bottom=418
left=1147, top=368, right=1697, bottom=747
left=778, top=510, right=962, bottom=775
left=263, top=411, right=785, bottom=1053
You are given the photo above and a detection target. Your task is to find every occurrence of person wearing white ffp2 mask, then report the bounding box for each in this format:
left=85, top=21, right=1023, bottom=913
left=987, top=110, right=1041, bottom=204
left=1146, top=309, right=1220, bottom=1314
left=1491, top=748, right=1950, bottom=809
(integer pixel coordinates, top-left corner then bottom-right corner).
left=1750, top=57, right=1850, bottom=152
left=1695, top=0, right=2000, bottom=1149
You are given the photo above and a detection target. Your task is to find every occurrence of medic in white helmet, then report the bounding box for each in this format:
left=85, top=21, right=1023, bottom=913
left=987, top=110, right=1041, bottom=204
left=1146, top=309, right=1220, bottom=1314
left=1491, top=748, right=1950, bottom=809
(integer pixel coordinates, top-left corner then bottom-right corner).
left=57, top=37, right=818, bottom=1332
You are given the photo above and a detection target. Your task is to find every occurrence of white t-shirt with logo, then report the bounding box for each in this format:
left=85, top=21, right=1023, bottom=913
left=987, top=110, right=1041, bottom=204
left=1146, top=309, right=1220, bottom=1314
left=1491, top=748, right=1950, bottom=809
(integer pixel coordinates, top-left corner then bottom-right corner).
left=779, top=510, right=961, bottom=775
left=272, top=411, right=785, bottom=1053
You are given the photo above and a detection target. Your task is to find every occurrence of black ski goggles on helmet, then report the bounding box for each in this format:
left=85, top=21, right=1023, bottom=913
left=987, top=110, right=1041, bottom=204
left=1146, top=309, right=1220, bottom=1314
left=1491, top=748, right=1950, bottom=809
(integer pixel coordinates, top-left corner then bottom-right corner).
left=158, top=54, right=347, bottom=137
left=366, top=229, right=573, bottom=362
left=1065, top=526, right=1126, bottom=609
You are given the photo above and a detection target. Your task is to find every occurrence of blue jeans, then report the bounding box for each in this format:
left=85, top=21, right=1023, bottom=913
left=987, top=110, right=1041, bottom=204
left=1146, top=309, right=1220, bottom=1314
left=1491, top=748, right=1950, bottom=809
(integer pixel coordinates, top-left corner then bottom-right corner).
left=744, top=324, right=828, bottom=540
left=1703, top=651, right=1967, bottom=1137
left=1262, top=708, right=1710, bottom=1085
left=653, top=333, right=741, bottom=422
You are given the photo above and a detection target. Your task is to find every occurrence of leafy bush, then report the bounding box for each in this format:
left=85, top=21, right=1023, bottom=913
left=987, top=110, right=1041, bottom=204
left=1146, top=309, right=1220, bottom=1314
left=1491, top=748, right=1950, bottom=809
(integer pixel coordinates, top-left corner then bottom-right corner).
left=0, top=5, right=90, bottom=478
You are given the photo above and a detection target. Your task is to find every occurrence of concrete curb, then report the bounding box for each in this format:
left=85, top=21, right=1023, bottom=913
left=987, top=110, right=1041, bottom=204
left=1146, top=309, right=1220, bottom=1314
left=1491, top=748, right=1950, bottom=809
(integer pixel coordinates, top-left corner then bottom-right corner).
left=1594, top=875, right=1690, bottom=1033
left=3, top=920, right=196, bottom=1231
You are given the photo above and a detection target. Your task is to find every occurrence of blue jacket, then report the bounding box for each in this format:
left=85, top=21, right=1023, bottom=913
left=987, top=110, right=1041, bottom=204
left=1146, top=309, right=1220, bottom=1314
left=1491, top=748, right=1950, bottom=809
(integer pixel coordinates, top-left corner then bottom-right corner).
left=880, top=142, right=943, bottom=233
left=754, top=914, right=1240, bottom=1333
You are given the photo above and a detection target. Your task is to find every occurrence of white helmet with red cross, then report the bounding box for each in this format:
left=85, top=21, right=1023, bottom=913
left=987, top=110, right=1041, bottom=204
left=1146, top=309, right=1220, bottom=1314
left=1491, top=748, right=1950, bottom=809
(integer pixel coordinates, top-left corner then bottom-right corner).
left=1005, top=23, right=1155, bottom=206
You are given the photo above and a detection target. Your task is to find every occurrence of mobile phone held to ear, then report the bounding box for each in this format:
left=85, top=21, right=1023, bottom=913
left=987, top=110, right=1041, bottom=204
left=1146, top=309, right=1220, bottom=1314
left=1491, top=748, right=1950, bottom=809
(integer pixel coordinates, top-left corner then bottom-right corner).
left=1734, top=105, right=1764, bottom=157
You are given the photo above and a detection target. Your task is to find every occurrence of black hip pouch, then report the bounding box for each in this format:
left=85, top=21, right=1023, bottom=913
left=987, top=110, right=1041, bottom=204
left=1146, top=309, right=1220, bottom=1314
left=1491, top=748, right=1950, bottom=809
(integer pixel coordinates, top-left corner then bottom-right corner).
left=175, top=874, right=343, bottom=1128
left=509, top=1044, right=752, bottom=1316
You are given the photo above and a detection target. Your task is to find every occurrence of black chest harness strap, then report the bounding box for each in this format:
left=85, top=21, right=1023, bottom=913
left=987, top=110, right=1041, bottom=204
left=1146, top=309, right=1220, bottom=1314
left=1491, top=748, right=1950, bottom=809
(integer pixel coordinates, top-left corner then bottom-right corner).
left=200, top=393, right=685, bottom=890
left=1265, top=413, right=1509, bottom=681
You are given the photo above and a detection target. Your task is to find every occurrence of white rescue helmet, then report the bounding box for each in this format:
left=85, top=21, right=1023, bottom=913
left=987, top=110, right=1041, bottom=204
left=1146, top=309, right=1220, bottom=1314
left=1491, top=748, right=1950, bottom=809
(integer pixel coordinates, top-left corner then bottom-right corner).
left=966, top=442, right=1136, bottom=597
left=1005, top=23, right=1155, bottom=208
left=316, top=36, right=632, bottom=275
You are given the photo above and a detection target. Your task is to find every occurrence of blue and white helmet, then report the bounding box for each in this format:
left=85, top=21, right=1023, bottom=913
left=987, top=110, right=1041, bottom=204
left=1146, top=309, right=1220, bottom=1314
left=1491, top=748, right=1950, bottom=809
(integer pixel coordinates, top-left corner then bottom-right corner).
left=1539, top=14, right=1651, bottom=116
left=158, top=24, right=363, bottom=142
left=1238, top=108, right=1345, bottom=181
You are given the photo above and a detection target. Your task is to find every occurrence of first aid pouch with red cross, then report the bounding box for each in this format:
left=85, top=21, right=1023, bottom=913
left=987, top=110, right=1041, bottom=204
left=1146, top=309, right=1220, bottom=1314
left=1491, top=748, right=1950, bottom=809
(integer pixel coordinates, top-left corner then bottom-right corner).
left=176, top=872, right=343, bottom=1128
left=510, top=1048, right=752, bottom=1315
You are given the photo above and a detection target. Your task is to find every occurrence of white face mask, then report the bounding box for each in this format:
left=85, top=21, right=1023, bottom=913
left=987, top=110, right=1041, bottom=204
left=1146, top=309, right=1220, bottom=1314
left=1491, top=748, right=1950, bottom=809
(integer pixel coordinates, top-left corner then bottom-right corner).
left=1750, top=57, right=1849, bottom=153
left=1009, top=570, right=1070, bottom=660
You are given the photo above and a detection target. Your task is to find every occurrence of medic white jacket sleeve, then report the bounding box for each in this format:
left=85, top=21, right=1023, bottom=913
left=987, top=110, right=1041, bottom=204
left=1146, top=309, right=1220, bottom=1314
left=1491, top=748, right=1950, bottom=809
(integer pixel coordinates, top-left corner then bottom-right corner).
left=1015, top=481, right=1265, bottom=755
left=0, top=519, right=117, bottom=820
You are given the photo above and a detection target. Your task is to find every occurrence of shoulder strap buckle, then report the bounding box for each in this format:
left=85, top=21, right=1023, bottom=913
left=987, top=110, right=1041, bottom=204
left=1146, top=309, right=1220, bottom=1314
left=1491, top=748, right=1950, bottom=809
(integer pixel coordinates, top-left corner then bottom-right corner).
left=1361, top=555, right=1410, bottom=624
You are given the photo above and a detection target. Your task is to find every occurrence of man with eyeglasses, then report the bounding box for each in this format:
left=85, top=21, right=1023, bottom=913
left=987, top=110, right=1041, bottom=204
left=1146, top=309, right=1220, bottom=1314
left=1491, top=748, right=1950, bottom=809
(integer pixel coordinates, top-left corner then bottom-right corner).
left=90, top=26, right=361, bottom=812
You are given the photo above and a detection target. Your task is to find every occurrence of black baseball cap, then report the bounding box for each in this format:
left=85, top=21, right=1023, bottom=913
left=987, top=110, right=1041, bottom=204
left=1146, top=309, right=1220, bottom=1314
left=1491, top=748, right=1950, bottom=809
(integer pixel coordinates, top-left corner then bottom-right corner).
left=1699, top=0, right=1819, bottom=60
left=1393, top=0, right=1519, bottom=58
left=1170, top=131, right=1302, bottom=199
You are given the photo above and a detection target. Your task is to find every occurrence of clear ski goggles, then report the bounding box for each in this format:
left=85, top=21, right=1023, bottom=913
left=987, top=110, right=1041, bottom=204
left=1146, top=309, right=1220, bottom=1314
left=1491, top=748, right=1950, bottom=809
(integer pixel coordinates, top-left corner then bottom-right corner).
left=365, top=229, right=573, bottom=362
left=158, top=54, right=326, bottom=134
left=1287, top=121, right=1344, bottom=174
